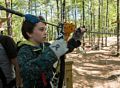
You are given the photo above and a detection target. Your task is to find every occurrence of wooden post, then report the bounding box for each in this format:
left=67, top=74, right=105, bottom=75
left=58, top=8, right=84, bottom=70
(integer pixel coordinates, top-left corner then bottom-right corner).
left=65, top=60, right=73, bottom=88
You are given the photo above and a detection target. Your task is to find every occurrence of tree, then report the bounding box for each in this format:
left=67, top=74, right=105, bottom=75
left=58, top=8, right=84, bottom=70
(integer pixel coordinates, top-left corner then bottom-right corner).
left=82, top=0, right=85, bottom=43
left=5, top=0, right=12, bottom=36
left=97, top=0, right=101, bottom=47
left=105, top=0, right=109, bottom=46
left=117, top=0, right=119, bottom=54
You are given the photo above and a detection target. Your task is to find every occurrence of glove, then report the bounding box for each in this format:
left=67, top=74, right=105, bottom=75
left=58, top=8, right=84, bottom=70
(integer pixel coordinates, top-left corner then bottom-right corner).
left=49, top=39, right=68, bottom=58
left=67, top=38, right=81, bottom=53
left=67, top=26, right=86, bottom=53
left=72, top=26, right=86, bottom=41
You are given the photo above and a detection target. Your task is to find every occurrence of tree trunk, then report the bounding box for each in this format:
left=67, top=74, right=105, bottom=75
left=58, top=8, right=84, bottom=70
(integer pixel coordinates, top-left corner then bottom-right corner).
left=82, top=0, right=85, bottom=43
left=56, top=0, right=59, bottom=20
left=105, top=0, right=108, bottom=46
left=88, top=1, right=91, bottom=44
left=60, top=0, right=63, bottom=22
left=34, top=0, right=37, bottom=15
left=5, top=0, right=12, bottom=36
left=97, top=0, right=101, bottom=48
left=101, top=0, right=104, bottom=47
left=117, top=0, right=120, bottom=54
left=80, top=15, right=82, bottom=26
left=50, top=6, right=54, bottom=40
left=45, top=7, right=48, bottom=22
left=90, top=0, right=93, bottom=45
left=74, top=0, right=77, bottom=27
left=10, top=0, right=12, bottom=33
left=67, top=8, right=70, bottom=21
left=93, top=14, right=96, bottom=45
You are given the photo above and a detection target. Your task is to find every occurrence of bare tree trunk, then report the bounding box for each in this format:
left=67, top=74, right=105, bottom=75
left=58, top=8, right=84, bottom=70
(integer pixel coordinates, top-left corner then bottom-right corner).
left=5, top=0, right=12, bottom=36
left=101, top=0, right=104, bottom=47
left=105, top=0, right=108, bottom=46
left=97, top=0, right=101, bottom=48
left=34, top=0, right=37, bottom=15
left=60, top=0, right=63, bottom=22
left=117, top=0, right=120, bottom=55
left=10, top=0, right=12, bottom=33
left=50, top=6, right=54, bottom=40
left=88, top=1, right=91, bottom=44
left=56, top=0, right=59, bottom=20
left=90, top=0, right=93, bottom=45
left=93, top=14, right=96, bottom=45
left=67, top=8, right=70, bottom=21
left=74, top=0, right=77, bottom=27
left=82, top=0, right=85, bottom=43
left=45, top=7, right=48, bottom=22
left=80, top=15, right=82, bottom=26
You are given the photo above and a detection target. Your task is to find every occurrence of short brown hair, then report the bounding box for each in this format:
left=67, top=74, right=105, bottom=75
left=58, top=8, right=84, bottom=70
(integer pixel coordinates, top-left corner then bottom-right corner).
left=21, top=21, right=35, bottom=40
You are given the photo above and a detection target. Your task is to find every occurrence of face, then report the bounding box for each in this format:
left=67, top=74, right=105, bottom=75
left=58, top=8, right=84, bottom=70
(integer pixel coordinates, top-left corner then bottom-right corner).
left=28, top=22, right=47, bottom=44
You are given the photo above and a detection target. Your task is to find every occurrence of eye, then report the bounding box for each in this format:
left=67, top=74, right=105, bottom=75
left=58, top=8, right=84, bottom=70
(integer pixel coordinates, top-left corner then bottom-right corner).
left=38, top=27, right=46, bottom=31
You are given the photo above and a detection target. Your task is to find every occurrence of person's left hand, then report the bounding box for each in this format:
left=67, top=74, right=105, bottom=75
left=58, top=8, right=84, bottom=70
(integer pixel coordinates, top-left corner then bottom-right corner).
left=67, top=26, right=86, bottom=53
left=72, top=26, right=87, bottom=41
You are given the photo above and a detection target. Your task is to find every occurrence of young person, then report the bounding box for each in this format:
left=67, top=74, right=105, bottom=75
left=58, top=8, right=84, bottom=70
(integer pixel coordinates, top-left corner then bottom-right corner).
left=17, top=14, right=86, bottom=88
left=0, top=17, right=22, bottom=88
left=0, top=35, right=22, bottom=88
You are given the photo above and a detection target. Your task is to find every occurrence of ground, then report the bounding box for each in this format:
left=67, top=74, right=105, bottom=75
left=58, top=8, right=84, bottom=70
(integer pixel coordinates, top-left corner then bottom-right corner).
left=67, top=52, right=120, bottom=88
left=66, top=37, right=120, bottom=88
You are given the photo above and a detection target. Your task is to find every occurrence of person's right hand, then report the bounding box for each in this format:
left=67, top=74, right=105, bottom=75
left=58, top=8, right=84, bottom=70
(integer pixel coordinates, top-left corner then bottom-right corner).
left=49, top=38, right=68, bottom=59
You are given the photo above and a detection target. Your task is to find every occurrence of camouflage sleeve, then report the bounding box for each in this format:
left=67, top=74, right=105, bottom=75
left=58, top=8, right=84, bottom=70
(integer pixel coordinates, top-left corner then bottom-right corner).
left=17, top=45, right=58, bottom=81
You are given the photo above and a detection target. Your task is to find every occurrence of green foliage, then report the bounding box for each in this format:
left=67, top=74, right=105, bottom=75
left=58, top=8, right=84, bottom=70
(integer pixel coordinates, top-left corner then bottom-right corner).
left=0, top=0, right=119, bottom=41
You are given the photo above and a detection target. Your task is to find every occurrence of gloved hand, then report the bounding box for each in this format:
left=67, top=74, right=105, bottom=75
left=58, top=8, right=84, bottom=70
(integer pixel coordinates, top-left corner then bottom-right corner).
left=67, top=26, right=86, bottom=53
left=72, top=26, right=87, bottom=41
left=49, top=38, right=68, bottom=59
left=67, top=38, right=81, bottom=53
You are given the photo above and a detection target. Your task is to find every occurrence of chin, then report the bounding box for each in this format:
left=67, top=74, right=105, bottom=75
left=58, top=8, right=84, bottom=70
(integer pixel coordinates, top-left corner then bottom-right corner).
left=40, top=39, right=46, bottom=43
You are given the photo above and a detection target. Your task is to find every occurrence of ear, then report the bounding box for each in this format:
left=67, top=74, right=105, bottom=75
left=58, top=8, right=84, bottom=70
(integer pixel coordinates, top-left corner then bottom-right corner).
left=26, top=32, right=32, bottom=38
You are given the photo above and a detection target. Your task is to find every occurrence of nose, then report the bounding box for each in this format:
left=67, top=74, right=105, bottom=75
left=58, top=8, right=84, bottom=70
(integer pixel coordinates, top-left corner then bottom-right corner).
left=44, top=30, right=47, bottom=36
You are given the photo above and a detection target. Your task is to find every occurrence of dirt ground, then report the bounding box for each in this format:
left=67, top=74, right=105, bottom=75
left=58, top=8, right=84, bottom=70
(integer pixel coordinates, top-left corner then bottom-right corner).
left=67, top=49, right=120, bottom=88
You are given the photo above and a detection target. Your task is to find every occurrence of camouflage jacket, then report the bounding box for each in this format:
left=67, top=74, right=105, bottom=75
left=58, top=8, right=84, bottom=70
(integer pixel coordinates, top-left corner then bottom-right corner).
left=17, top=41, right=58, bottom=88
left=17, top=38, right=81, bottom=88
